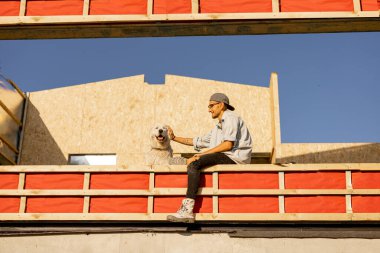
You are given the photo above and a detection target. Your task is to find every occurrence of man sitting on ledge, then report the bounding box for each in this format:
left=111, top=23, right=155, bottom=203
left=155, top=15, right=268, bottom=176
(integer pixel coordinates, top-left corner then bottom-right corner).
left=167, top=93, right=253, bottom=223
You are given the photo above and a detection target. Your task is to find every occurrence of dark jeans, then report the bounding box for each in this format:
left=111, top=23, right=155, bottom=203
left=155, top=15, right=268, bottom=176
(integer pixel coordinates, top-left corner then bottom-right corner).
left=186, top=153, right=236, bottom=199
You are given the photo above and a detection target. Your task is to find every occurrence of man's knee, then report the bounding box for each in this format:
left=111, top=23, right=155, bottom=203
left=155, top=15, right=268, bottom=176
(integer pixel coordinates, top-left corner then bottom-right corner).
left=187, top=160, right=200, bottom=174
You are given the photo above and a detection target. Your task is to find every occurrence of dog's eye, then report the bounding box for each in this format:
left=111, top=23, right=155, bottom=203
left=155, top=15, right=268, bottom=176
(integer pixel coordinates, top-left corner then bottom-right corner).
left=155, top=127, right=158, bottom=129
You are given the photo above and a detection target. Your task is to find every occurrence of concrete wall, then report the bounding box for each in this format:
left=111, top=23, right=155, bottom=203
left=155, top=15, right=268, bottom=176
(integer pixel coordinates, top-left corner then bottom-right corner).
left=1, top=233, right=380, bottom=253
left=20, top=75, right=272, bottom=165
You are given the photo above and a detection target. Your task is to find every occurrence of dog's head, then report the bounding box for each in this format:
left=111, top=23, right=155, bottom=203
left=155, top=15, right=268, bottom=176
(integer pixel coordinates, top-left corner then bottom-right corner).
left=150, top=123, right=171, bottom=150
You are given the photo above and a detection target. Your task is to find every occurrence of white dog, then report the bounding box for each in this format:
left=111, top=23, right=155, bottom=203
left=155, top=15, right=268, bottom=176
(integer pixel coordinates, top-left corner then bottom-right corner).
left=145, top=124, right=186, bottom=165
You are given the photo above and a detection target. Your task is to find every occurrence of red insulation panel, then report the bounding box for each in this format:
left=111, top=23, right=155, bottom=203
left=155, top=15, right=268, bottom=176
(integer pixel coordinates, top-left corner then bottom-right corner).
left=90, top=173, right=149, bottom=190
left=361, top=0, right=379, bottom=10
left=155, top=173, right=212, bottom=188
left=0, top=173, right=19, bottom=189
left=0, top=1, right=20, bottom=16
left=90, top=197, right=148, bottom=213
left=26, top=197, right=84, bottom=213
left=25, top=173, right=84, bottom=189
left=285, top=172, right=346, bottom=189
left=285, top=196, right=346, bottom=213
left=153, top=0, right=191, bottom=14
left=200, top=0, right=272, bottom=13
left=219, top=172, right=279, bottom=189
left=352, top=172, right=380, bottom=189
left=0, top=197, right=20, bottom=213
left=281, top=0, right=354, bottom=12
left=26, top=0, right=83, bottom=16
left=219, top=196, right=279, bottom=213
left=352, top=196, right=380, bottom=213
left=89, top=0, right=147, bottom=15
left=2, top=0, right=379, bottom=17
left=154, top=196, right=212, bottom=213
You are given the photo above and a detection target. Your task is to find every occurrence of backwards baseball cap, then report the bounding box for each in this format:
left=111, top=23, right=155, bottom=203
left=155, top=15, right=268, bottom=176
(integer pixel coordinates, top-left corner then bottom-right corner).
left=209, top=93, right=235, bottom=111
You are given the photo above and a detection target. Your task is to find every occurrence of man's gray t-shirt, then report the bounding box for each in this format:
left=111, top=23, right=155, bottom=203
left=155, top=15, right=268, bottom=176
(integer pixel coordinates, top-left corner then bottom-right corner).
left=192, top=110, right=253, bottom=164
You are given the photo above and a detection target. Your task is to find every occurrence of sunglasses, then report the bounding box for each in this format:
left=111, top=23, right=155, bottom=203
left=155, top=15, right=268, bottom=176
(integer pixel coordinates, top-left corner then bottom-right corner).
left=208, top=102, right=220, bottom=109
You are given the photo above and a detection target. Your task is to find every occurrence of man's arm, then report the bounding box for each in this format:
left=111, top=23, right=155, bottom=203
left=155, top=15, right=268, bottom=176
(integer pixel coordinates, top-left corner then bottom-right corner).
left=172, top=136, right=194, bottom=146
left=168, top=127, right=193, bottom=146
left=187, top=141, right=234, bottom=165
left=198, top=141, right=234, bottom=156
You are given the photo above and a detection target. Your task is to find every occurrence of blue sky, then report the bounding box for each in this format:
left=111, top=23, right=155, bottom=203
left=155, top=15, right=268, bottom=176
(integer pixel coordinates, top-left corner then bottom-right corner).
left=0, top=32, right=379, bottom=143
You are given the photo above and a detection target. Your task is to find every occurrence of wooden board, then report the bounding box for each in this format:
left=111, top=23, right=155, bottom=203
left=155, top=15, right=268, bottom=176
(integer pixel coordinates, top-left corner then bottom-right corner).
left=1, top=163, right=380, bottom=221
left=0, top=14, right=379, bottom=40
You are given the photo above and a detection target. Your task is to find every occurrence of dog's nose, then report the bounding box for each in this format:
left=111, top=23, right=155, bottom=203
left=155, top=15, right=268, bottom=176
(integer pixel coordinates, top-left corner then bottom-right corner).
left=159, top=129, right=163, bottom=134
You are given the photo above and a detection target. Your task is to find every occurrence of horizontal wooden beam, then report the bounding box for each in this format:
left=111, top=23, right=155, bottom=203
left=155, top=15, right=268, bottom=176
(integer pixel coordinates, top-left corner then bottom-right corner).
left=3, top=226, right=380, bottom=238
left=1, top=11, right=378, bottom=25
left=0, top=17, right=379, bottom=40
left=2, top=213, right=379, bottom=221
left=1, top=188, right=380, bottom=196
left=1, top=163, right=380, bottom=172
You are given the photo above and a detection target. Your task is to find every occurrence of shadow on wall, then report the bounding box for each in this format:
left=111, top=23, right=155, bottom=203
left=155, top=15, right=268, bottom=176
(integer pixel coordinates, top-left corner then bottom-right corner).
left=19, top=102, right=67, bottom=165
left=280, top=143, right=380, bottom=164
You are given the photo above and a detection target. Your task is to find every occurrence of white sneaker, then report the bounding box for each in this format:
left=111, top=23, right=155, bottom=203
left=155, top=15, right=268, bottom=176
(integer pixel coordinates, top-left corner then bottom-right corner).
left=167, top=198, right=195, bottom=223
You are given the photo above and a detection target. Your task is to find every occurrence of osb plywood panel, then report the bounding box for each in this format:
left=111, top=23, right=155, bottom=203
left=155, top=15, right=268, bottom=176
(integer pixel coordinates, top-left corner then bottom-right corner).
left=0, top=106, right=20, bottom=148
left=0, top=88, right=24, bottom=122
left=280, top=143, right=380, bottom=163
left=20, top=75, right=271, bottom=165
left=21, top=83, right=86, bottom=165
left=160, top=75, right=272, bottom=154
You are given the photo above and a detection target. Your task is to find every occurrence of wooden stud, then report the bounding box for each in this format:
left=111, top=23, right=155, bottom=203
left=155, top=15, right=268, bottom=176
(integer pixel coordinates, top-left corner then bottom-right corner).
left=16, top=92, right=29, bottom=165
left=272, top=0, right=280, bottom=13
left=0, top=100, right=23, bottom=126
left=353, top=0, right=362, bottom=13
left=345, top=171, right=353, bottom=213
left=278, top=172, right=285, bottom=213
left=7, top=79, right=26, bottom=99
left=19, top=0, right=27, bottom=17
left=212, top=172, right=218, bottom=216
left=18, top=173, right=26, bottom=213
left=346, top=171, right=353, bottom=190
left=0, top=151, right=16, bottom=165
left=17, top=173, right=25, bottom=190
left=0, top=135, right=19, bottom=154
left=345, top=195, right=352, bottom=214
left=82, top=173, right=90, bottom=213
left=269, top=72, right=281, bottom=164
left=147, top=0, right=153, bottom=15
left=147, top=172, right=155, bottom=214
left=83, top=0, right=90, bottom=16
left=192, top=0, right=199, bottom=14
